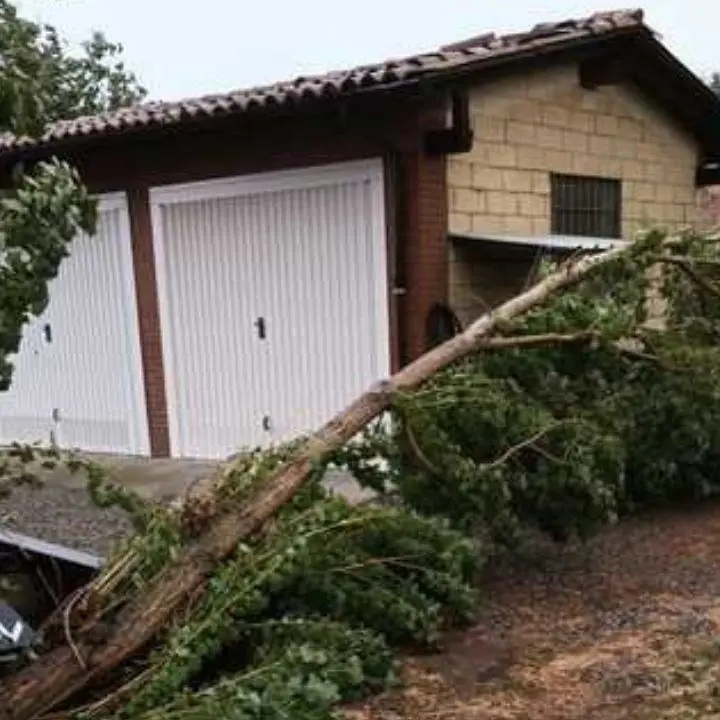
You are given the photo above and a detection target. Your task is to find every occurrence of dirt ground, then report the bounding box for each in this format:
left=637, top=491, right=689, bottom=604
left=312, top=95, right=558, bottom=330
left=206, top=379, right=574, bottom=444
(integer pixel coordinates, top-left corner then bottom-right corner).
left=346, top=502, right=720, bottom=720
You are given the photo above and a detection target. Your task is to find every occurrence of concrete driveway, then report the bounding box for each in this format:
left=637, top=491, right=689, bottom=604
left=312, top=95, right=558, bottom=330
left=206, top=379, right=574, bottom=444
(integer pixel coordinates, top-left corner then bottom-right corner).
left=46, top=453, right=372, bottom=504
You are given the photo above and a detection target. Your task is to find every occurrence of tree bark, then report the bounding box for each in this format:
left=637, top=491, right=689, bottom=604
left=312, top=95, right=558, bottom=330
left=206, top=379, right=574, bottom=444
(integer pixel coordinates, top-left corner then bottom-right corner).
left=0, top=245, right=626, bottom=719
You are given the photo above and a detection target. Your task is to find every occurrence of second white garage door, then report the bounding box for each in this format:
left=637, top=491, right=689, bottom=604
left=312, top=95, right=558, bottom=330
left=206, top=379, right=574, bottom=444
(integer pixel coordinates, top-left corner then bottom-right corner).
left=151, top=160, right=390, bottom=459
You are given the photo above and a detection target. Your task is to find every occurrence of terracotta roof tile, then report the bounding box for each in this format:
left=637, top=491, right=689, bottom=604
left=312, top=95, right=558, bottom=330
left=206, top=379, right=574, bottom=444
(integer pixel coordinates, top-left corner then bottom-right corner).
left=0, top=8, right=647, bottom=153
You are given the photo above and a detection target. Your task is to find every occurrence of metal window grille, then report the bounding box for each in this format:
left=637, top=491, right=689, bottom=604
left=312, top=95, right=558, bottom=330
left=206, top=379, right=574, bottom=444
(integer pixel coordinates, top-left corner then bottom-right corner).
left=550, top=173, right=621, bottom=238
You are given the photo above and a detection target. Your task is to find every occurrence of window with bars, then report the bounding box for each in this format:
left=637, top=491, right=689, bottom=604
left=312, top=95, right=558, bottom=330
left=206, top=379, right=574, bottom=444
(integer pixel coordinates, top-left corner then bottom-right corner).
left=550, top=173, right=622, bottom=238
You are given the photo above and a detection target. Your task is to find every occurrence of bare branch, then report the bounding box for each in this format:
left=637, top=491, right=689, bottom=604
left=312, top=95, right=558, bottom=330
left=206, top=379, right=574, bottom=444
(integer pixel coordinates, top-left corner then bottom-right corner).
left=481, top=421, right=569, bottom=472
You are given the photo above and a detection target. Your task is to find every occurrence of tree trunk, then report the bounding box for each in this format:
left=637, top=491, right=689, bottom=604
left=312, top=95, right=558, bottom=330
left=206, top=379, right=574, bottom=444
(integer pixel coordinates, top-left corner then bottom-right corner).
left=0, top=245, right=626, bottom=719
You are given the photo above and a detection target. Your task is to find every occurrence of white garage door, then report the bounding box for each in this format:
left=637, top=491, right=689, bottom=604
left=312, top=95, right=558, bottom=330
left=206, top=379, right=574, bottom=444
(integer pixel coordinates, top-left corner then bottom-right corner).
left=151, top=159, right=390, bottom=459
left=0, top=193, right=149, bottom=455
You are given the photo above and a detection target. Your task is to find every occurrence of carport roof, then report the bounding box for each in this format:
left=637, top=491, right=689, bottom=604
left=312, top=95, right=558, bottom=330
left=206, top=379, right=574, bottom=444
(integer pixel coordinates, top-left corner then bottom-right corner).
left=1, top=8, right=719, bottom=159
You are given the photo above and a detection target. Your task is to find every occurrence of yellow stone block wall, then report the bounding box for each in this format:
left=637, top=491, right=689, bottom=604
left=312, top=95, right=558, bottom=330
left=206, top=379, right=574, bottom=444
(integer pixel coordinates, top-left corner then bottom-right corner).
left=448, top=63, right=701, bottom=323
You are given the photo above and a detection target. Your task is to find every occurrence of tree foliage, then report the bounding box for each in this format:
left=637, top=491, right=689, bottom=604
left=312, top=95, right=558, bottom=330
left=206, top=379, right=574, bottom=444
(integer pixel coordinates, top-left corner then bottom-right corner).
left=59, top=459, right=480, bottom=720
left=0, top=0, right=145, bottom=136
left=333, top=229, right=720, bottom=547
left=0, top=160, right=96, bottom=389
left=0, top=0, right=144, bottom=386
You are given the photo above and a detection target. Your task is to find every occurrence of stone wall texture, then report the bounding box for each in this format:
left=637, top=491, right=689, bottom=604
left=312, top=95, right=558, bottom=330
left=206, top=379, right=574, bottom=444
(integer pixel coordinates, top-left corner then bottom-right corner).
left=447, top=63, right=701, bottom=324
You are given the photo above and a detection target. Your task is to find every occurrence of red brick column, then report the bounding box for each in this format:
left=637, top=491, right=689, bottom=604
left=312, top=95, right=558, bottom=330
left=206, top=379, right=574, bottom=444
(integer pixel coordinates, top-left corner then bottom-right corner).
left=127, top=187, right=171, bottom=457
left=400, top=149, right=449, bottom=362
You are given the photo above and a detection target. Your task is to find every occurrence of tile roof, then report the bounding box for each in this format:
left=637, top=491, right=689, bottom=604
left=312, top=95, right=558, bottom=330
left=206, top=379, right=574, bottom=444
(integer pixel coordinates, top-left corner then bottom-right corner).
left=0, top=9, right=648, bottom=153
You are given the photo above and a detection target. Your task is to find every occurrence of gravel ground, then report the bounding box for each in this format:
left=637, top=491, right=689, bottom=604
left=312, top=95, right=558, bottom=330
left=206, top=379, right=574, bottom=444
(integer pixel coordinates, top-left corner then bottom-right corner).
left=0, top=462, right=371, bottom=560
left=346, top=501, right=720, bottom=720
left=0, top=484, right=134, bottom=558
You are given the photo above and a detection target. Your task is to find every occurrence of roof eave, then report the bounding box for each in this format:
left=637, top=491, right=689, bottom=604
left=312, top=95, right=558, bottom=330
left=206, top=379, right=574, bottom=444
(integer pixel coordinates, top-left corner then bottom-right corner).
left=0, top=23, right=651, bottom=162
left=0, top=77, right=429, bottom=163
left=627, top=33, right=720, bottom=157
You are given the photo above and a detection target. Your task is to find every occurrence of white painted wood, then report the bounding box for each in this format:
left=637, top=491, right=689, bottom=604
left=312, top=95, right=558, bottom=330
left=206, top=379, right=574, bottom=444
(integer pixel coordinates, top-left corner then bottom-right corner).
left=152, top=159, right=389, bottom=459
left=0, top=193, right=149, bottom=455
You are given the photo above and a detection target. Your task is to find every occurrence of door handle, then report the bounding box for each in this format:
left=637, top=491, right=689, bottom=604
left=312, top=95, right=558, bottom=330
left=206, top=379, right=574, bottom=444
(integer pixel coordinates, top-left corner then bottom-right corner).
left=262, top=415, right=271, bottom=432
left=43, top=323, right=52, bottom=344
left=255, top=317, right=266, bottom=340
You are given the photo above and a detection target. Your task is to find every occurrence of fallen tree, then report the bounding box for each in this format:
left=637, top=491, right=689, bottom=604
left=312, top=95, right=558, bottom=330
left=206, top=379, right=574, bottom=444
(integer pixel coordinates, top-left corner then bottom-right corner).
left=4, top=227, right=720, bottom=719
left=0, top=242, right=630, bottom=717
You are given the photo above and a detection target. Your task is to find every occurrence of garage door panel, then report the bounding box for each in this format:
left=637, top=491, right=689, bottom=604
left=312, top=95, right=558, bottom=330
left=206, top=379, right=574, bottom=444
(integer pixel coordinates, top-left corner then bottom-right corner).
left=48, top=206, right=146, bottom=453
left=156, top=196, right=270, bottom=457
left=153, top=160, right=389, bottom=459
left=0, top=321, right=54, bottom=445
left=264, top=180, right=386, bottom=440
left=0, top=195, right=149, bottom=455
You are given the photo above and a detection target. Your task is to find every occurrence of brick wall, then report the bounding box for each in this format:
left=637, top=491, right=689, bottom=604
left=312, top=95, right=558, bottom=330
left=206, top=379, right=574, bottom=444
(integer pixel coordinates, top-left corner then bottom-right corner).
left=401, top=150, right=449, bottom=360
left=127, top=188, right=170, bottom=457
left=448, top=63, right=701, bottom=323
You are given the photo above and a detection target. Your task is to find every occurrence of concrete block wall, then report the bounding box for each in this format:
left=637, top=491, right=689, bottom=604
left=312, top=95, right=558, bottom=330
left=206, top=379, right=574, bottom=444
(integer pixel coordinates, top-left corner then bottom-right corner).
left=448, top=63, right=701, bottom=323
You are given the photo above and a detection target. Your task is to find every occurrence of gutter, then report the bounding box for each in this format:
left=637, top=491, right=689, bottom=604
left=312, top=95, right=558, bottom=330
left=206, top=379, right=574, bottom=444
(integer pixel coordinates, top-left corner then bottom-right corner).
left=0, top=527, right=104, bottom=570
